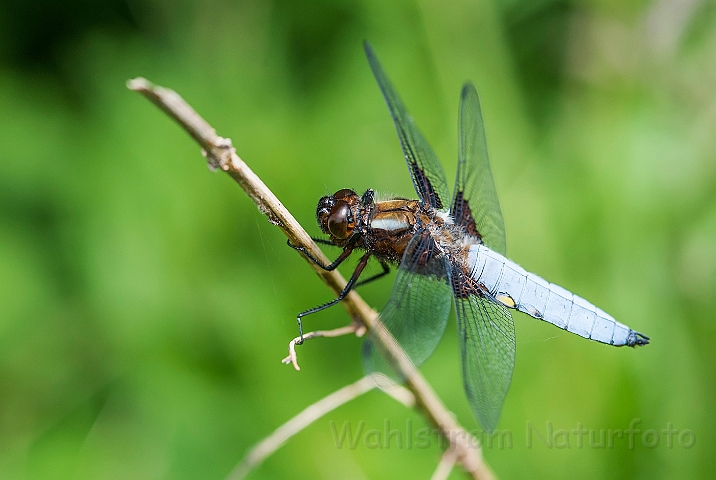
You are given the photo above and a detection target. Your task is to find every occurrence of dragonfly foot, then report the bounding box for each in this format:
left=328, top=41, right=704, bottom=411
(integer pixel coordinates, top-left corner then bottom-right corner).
left=296, top=318, right=305, bottom=345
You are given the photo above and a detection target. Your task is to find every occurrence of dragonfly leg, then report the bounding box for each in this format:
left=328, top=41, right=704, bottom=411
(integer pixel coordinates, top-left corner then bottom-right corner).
left=311, top=237, right=336, bottom=246
left=287, top=239, right=354, bottom=271
left=354, top=261, right=390, bottom=288
left=295, top=252, right=371, bottom=344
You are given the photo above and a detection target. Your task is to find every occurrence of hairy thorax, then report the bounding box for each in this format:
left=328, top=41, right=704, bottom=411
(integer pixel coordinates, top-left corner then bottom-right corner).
left=364, top=199, right=423, bottom=262
left=365, top=199, right=480, bottom=266
left=428, top=210, right=480, bottom=272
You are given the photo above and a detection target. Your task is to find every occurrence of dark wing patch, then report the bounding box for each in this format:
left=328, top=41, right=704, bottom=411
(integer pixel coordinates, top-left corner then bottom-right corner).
left=411, top=162, right=444, bottom=210
left=451, top=266, right=516, bottom=432
left=363, top=230, right=452, bottom=379
left=364, top=42, right=450, bottom=210
left=451, top=190, right=481, bottom=240
left=451, top=83, right=506, bottom=255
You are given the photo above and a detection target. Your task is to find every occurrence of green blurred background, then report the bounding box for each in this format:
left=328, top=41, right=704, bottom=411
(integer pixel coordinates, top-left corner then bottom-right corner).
left=1, top=0, right=714, bottom=478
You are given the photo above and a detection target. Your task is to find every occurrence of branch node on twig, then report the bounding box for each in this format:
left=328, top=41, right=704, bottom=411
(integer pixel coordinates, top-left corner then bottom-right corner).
left=202, top=136, right=235, bottom=172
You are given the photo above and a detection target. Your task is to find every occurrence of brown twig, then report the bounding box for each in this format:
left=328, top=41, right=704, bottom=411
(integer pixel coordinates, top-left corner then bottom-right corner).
left=431, top=448, right=459, bottom=480
left=281, top=323, right=362, bottom=370
left=371, top=373, right=416, bottom=408
left=226, top=374, right=415, bottom=480
left=127, top=77, right=496, bottom=480
left=226, top=376, right=375, bottom=480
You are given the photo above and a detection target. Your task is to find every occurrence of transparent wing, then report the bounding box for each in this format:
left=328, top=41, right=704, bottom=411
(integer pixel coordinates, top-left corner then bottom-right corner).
left=452, top=268, right=515, bottom=432
left=362, top=231, right=452, bottom=378
left=364, top=42, right=450, bottom=210
left=451, top=83, right=506, bottom=255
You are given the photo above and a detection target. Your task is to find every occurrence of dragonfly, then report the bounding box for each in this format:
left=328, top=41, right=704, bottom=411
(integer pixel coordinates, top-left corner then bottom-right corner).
left=290, top=42, right=649, bottom=432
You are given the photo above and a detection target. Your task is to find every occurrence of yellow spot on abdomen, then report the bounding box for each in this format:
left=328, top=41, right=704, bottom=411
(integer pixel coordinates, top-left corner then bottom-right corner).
left=496, top=294, right=515, bottom=308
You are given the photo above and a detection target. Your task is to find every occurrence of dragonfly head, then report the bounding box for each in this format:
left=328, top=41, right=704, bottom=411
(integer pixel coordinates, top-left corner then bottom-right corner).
left=316, top=188, right=361, bottom=240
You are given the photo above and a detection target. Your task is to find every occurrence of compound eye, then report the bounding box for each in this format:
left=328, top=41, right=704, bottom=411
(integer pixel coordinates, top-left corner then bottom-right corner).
left=327, top=201, right=353, bottom=239
left=334, top=188, right=355, bottom=200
